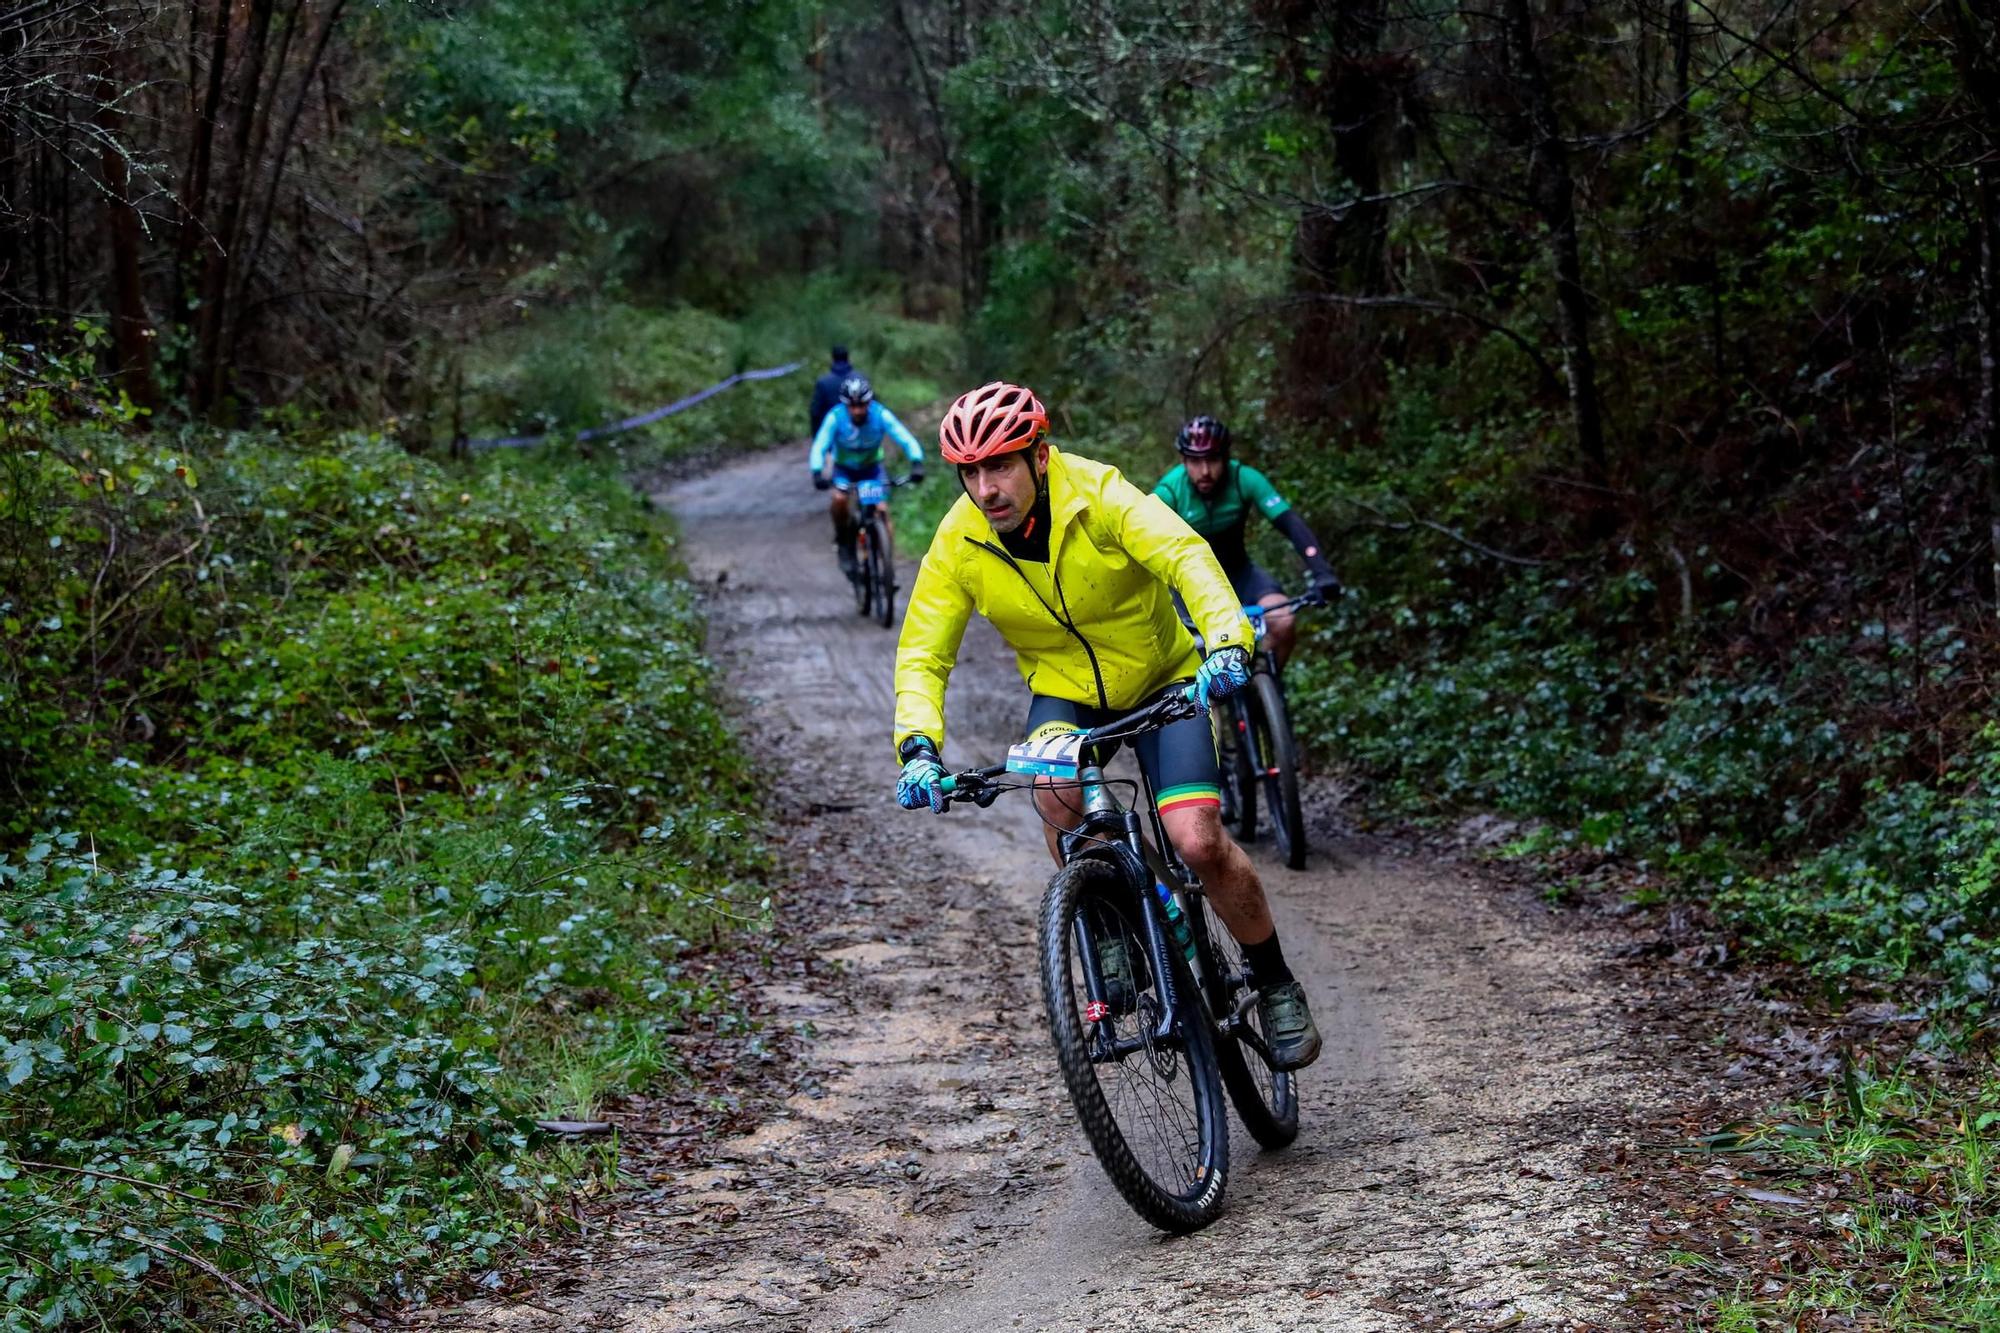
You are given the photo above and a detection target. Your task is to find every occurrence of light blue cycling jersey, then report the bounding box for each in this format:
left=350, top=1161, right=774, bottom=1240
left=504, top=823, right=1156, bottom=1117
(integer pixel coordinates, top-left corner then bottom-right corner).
left=808, top=401, right=925, bottom=475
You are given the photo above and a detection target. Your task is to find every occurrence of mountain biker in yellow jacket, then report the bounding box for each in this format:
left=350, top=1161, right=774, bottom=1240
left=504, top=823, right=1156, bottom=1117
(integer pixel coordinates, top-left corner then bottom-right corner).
left=891, top=381, right=1322, bottom=1071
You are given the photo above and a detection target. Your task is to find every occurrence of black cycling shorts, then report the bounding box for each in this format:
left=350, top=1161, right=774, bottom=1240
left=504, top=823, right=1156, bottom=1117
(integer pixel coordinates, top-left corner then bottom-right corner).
left=1225, top=561, right=1285, bottom=606
left=1024, top=692, right=1222, bottom=815
left=1170, top=561, right=1285, bottom=651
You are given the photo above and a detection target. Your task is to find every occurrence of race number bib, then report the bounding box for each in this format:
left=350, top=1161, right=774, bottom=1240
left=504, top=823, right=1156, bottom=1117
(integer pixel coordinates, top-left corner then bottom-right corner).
left=857, top=478, right=888, bottom=506
left=1006, top=730, right=1084, bottom=779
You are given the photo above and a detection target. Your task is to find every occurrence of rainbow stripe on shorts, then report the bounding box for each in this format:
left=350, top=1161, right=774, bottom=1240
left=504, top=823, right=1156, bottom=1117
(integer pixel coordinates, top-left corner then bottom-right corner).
left=1156, top=783, right=1221, bottom=814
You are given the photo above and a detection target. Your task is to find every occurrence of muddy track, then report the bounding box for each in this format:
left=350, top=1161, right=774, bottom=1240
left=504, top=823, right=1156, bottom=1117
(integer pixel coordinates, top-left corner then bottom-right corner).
left=418, top=445, right=1696, bottom=1332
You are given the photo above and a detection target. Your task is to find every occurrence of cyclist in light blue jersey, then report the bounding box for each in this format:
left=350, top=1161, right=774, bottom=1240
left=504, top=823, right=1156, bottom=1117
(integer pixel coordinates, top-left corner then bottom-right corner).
left=809, top=374, right=926, bottom=575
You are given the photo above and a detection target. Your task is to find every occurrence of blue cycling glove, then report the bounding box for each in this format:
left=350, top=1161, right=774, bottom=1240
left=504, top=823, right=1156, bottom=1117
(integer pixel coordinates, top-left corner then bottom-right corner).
left=897, top=737, right=947, bottom=813
left=1194, top=647, right=1251, bottom=712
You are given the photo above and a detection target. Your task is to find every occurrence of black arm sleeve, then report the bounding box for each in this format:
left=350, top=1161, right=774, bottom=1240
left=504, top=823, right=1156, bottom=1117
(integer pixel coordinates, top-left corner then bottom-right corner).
left=1271, top=508, right=1337, bottom=580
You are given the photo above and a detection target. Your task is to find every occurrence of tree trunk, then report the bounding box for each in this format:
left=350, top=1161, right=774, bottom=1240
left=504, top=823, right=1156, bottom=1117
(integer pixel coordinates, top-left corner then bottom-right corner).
left=172, top=0, right=232, bottom=349
left=1256, top=0, right=1400, bottom=424
left=95, top=72, right=160, bottom=409
left=229, top=0, right=348, bottom=363
left=193, top=0, right=276, bottom=414
left=1503, top=0, right=1609, bottom=487
left=1979, top=170, right=2000, bottom=607
left=889, top=0, right=984, bottom=320
left=1940, top=3, right=2000, bottom=605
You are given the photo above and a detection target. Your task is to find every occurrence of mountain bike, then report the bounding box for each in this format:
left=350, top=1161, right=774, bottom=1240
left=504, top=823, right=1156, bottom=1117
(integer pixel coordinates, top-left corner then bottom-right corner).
left=844, top=473, right=915, bottom=629
left=1215, top=592, right=1319, bottom=871
left=936, top=685, right=1300, bottom=1233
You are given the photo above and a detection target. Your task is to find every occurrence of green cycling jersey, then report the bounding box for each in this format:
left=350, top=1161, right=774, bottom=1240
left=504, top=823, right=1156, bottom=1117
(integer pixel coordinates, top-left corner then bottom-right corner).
left=1152, top=461, right=1291, bottom=569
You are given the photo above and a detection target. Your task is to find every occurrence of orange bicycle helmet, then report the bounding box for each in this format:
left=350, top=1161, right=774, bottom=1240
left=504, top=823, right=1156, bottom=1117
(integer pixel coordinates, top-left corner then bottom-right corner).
left=939, top=381, right=1048, bottom=463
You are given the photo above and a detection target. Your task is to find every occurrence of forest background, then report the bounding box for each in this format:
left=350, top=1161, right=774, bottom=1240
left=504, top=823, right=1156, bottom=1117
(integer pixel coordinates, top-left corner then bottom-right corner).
left=6, top=0, right=2000, bottom=1325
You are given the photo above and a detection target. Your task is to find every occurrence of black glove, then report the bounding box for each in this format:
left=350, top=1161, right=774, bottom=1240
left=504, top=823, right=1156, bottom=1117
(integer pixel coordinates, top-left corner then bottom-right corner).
left=1307, top=566, right=1343, bottom=603
left=908, top=466, right=926, bottom=485
left=812, top=474, right=832, bottom=492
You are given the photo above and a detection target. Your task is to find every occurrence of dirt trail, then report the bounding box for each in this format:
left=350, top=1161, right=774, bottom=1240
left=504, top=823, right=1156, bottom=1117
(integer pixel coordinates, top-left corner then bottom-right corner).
left=425, top=446, right=1674, bottom=1332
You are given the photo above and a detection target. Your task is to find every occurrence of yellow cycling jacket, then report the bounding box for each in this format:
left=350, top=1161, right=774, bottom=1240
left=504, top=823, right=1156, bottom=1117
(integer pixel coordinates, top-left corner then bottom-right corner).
left=893, top=446, right=1254, bottom=756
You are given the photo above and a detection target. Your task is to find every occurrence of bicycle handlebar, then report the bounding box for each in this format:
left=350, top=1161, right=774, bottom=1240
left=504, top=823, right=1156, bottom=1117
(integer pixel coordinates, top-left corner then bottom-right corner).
left=1242, top=589, right=1325, bottom=620
left=936, top=685, right=1201, bottom=808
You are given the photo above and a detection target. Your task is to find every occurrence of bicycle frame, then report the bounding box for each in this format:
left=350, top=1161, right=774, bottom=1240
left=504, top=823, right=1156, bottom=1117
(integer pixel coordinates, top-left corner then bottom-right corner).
left=939, top=685, right=1277, bottom=1066
left=1056, top=754, right=1273, bottom=1067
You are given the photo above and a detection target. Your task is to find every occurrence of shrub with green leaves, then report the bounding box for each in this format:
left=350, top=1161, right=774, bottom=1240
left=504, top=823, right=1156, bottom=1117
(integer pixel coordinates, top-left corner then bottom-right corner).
left=465, top=292, right=957, bottom=452
left=0, top=417, right=761, bottom=1326
left=1, top=832, right=530, bottom=1328
left=1268, top=374, right=1994, bottom=1022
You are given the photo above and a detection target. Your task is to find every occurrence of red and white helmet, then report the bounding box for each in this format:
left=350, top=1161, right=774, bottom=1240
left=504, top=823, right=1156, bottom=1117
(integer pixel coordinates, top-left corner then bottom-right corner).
left=939, top=381, right=1048, bottom=464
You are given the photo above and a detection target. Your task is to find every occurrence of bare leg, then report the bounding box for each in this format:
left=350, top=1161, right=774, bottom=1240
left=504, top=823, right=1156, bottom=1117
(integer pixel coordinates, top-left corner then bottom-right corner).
left=829, top=487, right=852, bottom=538
left=1160, top=804, right=1276, bottom=945
left=1257, top=591, right=1295, bottom=670
left=1033, top=779, right=1084, bottom=865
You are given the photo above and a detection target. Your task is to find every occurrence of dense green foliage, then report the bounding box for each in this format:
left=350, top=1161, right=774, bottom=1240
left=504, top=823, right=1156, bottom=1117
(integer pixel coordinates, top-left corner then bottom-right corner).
left=0, top=371, right=771, bottom=1324
left=1267, top=371, right=1997, bottom=1021
left=836, top=0, right=2000, bottom=1032
left=466, top=290, right=956, bottom=444
left=15, top=0, right=2000, bottom=1322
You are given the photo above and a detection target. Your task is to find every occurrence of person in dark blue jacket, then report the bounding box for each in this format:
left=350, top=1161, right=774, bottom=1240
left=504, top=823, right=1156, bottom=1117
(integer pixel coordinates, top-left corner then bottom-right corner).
left=809, top=345, right=859, bottom=436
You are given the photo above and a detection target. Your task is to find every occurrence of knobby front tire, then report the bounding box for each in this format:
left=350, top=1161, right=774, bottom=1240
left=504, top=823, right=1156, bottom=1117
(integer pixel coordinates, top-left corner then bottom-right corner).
left=869, top=514, right=895, bottom=629
left=1249, top=672, right=1307, bottom=870
left=1188, top=893, right=1300, bottom=1150
left=851, top=523, right=873, bottom=616
left=1038, top=858, right=1230, bottom=1234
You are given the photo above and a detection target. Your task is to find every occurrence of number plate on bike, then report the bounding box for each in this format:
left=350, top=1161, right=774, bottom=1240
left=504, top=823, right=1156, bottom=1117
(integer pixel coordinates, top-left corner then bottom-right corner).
left=1005, top=731, right=1084, bottom=779
left=857, top=478, right=888, bottom=506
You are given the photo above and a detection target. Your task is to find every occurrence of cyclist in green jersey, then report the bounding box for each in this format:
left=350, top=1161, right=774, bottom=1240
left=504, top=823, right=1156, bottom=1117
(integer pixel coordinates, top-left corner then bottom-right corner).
left=1152, top=416, right=1340, bottom=667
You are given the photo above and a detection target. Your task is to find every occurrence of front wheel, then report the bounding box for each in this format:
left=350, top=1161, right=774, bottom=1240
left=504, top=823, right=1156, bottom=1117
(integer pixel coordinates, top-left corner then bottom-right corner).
left=850, top=519, right=873, bottom=616
left=1039, top=858, right=1229, bottom=1233
left=868, top=513, right=895, bottom=628
left=1247, top=672, right=1306, bottom=870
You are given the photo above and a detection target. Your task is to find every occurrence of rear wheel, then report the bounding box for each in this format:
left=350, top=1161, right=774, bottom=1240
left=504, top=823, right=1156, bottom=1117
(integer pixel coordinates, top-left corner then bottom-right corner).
left=1247, top=672, right=1306, bottom=870
left=1039, top=858, right=1229, bottom=1233
left=1187, top=890, right=1298, bottom=1149
left=868, top=514, right=895, bottom=628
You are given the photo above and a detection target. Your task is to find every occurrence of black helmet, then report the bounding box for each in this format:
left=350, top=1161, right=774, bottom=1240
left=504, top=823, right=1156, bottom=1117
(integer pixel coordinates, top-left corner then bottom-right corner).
left=839, top=374, right=874, bottom=406
left=1176, top=415, right=1230, bottom=457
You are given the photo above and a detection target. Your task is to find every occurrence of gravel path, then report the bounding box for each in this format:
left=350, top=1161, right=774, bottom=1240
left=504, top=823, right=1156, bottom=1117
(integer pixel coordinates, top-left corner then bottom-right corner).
left=417, top=445, right=1686, bottom=1332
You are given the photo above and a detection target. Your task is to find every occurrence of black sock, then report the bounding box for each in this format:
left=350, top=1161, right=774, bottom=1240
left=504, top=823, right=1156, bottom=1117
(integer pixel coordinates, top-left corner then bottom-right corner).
left=1242, top=932, right=1294, bottom=988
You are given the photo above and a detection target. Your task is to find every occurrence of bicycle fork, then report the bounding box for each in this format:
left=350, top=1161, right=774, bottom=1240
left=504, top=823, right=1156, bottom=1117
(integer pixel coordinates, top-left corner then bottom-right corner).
left=1073, top=897, right=1185, bottom=1060
left=1067, top=824, right=1188, bottom=1060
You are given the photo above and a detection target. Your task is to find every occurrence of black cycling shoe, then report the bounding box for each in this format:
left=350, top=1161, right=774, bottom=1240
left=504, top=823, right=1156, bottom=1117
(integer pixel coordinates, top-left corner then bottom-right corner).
left=1257, top=981, right=1323, bottom=1071
left=1096, top=935, right=1137, bottom=1016
left=836, top=541, right=858, bottom=578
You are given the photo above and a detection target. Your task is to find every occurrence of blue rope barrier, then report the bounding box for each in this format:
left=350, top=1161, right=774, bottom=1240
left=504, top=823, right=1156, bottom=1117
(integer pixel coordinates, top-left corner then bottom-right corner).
left=465, top=360, right=805, bottom=451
